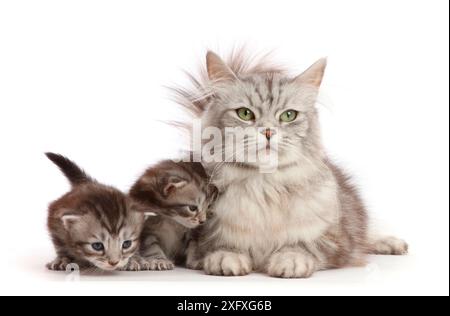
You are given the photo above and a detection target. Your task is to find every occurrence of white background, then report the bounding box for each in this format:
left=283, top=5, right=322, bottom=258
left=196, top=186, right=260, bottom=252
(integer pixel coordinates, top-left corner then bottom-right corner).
left=0, top=0, right=448, bottom=296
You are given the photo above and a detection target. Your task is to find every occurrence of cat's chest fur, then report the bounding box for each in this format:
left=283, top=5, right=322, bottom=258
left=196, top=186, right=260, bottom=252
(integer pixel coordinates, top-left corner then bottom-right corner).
left=210, top=165, right=339, bottom=265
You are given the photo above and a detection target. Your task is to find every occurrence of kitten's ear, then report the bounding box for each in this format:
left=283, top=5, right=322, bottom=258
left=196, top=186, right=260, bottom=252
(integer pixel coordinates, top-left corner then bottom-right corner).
left=163, top=176, right=188, bottom=197
left=294, top=58, right=327, bottom=88
left=61, top=214, right=81, bottom=230
left=128, top=199, right=160, bottom=219
left=206, top=51, right=237, bottom=82
left=207, top=184, right=219, bottom=202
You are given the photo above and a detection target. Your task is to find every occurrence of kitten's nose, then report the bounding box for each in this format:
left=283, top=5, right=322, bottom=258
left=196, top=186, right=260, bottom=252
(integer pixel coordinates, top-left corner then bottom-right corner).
left=262, top=128, right=276, bottom=141
left=108, top=260, right=119, bottom=266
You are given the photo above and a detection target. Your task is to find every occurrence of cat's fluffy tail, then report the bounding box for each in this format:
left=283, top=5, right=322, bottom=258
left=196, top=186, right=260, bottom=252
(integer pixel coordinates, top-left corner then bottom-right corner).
left=366, top=236, right=409, bottom=256
left=45, top=152, right=93, bottom=186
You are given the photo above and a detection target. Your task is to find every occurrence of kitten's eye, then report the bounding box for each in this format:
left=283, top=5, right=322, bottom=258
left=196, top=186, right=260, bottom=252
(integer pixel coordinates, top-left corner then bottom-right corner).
left=91, top=242, right=105, bottom=252
left=280, top=110, right=298, bottom=122
left=236, top=108, right=255, bottom=121
left=188, top=206, right=198, bottom=212
left=122, top=240, right=132, bottom=250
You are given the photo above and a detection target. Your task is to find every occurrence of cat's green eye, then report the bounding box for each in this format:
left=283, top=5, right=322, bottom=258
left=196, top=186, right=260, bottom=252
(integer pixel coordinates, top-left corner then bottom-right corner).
left=236, top=108, right=255, bottom=121
left=280, top=110, right=298, bottom=123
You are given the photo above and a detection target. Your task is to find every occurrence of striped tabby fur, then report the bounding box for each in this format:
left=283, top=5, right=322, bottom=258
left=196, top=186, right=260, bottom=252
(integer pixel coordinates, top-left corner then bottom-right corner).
left=45, top=153, right=146, bottom=271
left=125, top=160, right=218, bottom=271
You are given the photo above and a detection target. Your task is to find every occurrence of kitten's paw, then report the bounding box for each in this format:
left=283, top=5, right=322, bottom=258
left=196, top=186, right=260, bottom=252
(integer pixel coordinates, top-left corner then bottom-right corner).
left=185, top=241, right=203, bottom=270
left=186, top=257, right=203, bottom=270
left=145, top=258, right=175, bottom=271
left=267, top=251, right=317, bottom=279
left=370, top=237, right=409, bottom=255
left=121, top=257, right=147, bottom=272
left=46, top=257, right=72, bottom=271
left=204, top=251, right=252, bottom=276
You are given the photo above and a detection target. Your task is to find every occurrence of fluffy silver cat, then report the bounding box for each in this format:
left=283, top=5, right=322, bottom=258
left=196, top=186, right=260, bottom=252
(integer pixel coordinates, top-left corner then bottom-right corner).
left=174, top=50, right=408, bottom=278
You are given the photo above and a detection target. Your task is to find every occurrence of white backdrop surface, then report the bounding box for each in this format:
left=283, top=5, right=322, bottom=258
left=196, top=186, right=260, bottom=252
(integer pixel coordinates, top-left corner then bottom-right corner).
left=0, top=0, right=448, bottom=296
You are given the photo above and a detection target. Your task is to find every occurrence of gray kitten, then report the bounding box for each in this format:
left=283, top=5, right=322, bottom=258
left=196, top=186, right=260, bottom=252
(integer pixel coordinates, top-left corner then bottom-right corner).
left=124, top=160, right=218, bottom=271
left=45, top=153, right=146, bottom=272
left=173, top=50, right=408, bottom=278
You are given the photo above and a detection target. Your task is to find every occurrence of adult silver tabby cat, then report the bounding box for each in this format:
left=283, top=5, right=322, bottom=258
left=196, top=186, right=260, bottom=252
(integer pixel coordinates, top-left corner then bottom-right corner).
left=176, top=50, right=408, bottom=278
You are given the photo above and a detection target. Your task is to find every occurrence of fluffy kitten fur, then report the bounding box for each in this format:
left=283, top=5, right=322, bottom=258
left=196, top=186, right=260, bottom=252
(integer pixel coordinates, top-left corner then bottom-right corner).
left=174, top=50, right=408, bottom=278
left=125, top=160, right=218, bottom=271
left=46, top=153, right=146, bottom=271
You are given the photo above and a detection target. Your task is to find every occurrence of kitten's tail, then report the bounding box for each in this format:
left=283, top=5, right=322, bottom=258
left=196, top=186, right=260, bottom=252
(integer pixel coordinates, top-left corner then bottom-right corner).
left=45, top=153, right=93, bottom=186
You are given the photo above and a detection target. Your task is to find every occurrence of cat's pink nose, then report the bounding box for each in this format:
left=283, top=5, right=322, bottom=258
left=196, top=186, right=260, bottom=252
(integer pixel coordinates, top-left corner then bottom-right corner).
left=108, top=260, right=119, bottom=266
left=262, top=128, right=276, bottom=140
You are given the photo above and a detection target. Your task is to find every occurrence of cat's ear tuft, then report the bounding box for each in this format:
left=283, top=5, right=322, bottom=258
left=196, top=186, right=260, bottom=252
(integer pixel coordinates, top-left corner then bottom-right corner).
left=163, top=177, right=188, bottom=197
left=61, top=214, right=81, bottom=230
left=206, top=51, right=237, bottom=82
left=294, top=58, right=328, bottom=88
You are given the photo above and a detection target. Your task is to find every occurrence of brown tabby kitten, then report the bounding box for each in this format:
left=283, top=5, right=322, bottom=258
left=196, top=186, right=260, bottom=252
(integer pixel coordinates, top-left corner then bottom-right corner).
left=124, top=160, right=218, bottom=271
left=46, top=153, right=146, bottom=271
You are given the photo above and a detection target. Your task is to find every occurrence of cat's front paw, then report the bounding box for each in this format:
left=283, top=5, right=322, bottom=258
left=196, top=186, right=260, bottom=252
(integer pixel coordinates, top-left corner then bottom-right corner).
left=204, top=251, right=252, bottom=276
left=46, top=257, right=72, bottom=271
left=370, top=236, right=409, bottom=255
left=186, top=255, right=203, bottom=270
left=145, top=258, right=175, bottom=271
left=185, top=241, right=203, bottom=270
left=121, top=256, right=148, bottom=271
left=267, top=251, right=317, bottom=279
left=121, top=257, right=174, bottom=271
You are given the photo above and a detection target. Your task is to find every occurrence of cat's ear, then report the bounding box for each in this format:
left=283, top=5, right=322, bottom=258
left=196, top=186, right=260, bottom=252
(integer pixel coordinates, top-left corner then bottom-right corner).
left=206, top=51, right=237, bottom=82
left=163, top=176, right=188, bottom=197
left=127, top=199, right=160, bottom=219
left=294, top=58, right=327, bottom=88
left=61, top=214, right=81, bottom=230
left=207, top=184, right=219, bottom=202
